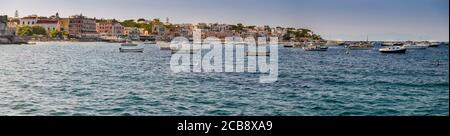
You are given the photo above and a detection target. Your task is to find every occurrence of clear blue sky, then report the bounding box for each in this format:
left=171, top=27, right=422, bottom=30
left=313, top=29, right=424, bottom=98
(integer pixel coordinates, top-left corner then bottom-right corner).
left=1, top=0, right=448, bottom=41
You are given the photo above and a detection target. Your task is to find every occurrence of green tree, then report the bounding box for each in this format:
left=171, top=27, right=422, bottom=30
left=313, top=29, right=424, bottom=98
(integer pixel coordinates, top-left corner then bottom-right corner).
left=17, top=26, right=47, bottom=36
left=120, top=20, right=138, bottom=27
left=49, top=29, right=64, bottom=38
left=31, top=26, right=47, bottom=36
left=17, top=26, right=33, bottom=36
left=137, top=18, right=146, bottom=22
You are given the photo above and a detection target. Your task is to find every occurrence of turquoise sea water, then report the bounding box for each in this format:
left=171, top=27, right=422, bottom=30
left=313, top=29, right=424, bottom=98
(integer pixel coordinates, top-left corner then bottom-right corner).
left=0, top=42, right=448, bottom=116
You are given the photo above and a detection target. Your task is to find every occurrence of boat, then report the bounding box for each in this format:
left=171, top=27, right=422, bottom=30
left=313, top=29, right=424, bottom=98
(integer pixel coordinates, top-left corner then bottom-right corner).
left=347, top=36, right=373, bottom=50
left=119, top=40, right=143, bottom=53
left=158, top=41, right=175, bottom=50
left=171, top=48, right=200, bottom=54
left=347, top=42, right=373, bottom=50
left=379, top=46, right=407, bottom=53
left=402, top=42, right=427, bottom=49
left=119, top=48, right=144, bottom=53
left=121, top=40, right=138, bottom=46
left=245, top=51, right=271, bottom=56
left=283, top=43, right=295, bottom=48
left=303, top=42, right=328, bottom=51
left=382, top=42, right=403, bottom=46
left=428, top=42, right=440, bottom=47
left=143, top=40, right=157, bottom=44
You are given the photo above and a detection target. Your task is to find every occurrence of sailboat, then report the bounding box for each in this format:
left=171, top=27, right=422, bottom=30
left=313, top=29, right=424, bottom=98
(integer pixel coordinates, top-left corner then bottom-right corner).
left=346, top=35, right=373, bottom=50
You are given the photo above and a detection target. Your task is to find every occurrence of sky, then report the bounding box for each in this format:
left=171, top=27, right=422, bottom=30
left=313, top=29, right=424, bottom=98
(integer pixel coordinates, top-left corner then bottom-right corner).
left=1, top=0, right=448, bottom=41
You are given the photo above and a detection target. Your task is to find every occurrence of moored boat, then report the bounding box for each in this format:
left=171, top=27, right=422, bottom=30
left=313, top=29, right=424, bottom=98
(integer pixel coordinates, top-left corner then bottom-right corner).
left=245, top=51, right=271, bottom=56
left=347, top=42, right=373, bottom=50
left=402, top=42, right=427, bottom=49
left=303, top=42, right=328, bottom=51
left=379, top=46, right=407, bottom=53
left=119, top=48, right=144, bottom=53
left=428, top=42, right=440, bottom=47
left=120, top=40, right=143, bottom=53
left=121, top=40, right=138, bottom=46
left=144, top=40, right=157, bottom=44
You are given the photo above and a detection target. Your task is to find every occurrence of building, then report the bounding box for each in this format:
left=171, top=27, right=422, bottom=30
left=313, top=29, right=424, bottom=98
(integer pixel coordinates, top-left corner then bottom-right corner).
left=58, top=18, right=70, bottom=34
left=36, top=19, right=60, bottom=32
left=96, top=20, right=124, bottom=37
left=124, top=27, right=140, bottom=40
left=7, top=19, right=19, bottom=36
left=69, top=14, right=98, bottom=38
left=19, top=15, right=39, bottom=26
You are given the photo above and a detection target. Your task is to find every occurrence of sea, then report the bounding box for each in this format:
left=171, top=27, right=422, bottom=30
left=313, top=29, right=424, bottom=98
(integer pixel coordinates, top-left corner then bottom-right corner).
left=0, top=42, right=448, bottom=116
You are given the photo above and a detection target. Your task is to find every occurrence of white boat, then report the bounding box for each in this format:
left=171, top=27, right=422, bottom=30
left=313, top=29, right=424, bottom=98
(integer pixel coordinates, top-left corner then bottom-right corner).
left=402, top=43, right=427, bottom=49
left=120, top=40, right=143, bottom=53
left=303, top=42, right=328, bottom=51
left=121, top=40, right=138, bottom=46
left=171, top=49, right=200, bottom=54
left=143, top=40, right=157, bottom=44
left=379, top=46, right=407, bottom=53
left=158, top=41, right=174, bottom=50
left=429, top=42, right=440, bottom=47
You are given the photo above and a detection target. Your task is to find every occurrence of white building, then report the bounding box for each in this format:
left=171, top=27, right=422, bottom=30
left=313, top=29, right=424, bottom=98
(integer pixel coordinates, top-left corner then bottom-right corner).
left=19, top=15, right=40, bottom=26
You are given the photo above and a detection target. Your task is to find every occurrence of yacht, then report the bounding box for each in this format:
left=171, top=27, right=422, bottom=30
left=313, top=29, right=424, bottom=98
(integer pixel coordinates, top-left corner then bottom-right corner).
left=379, top=46, right=407, bottom=53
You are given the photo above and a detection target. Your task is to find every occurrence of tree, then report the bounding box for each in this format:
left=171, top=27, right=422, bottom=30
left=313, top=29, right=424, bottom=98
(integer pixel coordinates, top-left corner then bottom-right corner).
left=17, top=26, right=49, bottom=37
left=120, top=20, right=138, bottom=27
left=31, top=26, right=47, bottom=36
left=49, top=29, right=64, bottom=38
left=17, top=26, right=33, bottom=36
left=137, top=18, right=146, bottom=22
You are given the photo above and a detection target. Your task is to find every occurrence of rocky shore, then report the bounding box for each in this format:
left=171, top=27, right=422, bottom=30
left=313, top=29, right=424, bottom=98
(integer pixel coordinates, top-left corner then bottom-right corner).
left=0, top=36, right=28, bottom=44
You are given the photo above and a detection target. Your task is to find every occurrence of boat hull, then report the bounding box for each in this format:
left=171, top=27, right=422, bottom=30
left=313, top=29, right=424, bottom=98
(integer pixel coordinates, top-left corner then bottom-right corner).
left=303, top=47, right=328, bottom=51
left=119, top=48, right=144, bottom=53
left=245, top=51, right=271, bottom=56
left=379, top=49, right=406, bottom=53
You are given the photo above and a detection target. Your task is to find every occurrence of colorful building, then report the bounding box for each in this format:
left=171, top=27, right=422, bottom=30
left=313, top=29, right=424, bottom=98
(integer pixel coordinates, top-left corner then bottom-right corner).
left=69, top=14, right=98, bottom=38
left=96, top=20, right=124, bottom=37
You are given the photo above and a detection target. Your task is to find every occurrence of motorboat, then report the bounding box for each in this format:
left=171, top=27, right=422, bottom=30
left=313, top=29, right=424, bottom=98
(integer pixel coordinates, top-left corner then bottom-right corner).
left=143, top=40, right=157, bottom=44
left=158, top=41, right=174, bottom=50
left=120, top=40, right=143, bottom=53
left=379, top=46, right=407, bottom=53
left=121, top=40, right=138, bottom=46
left=302, top=42, right=328, bottom=51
